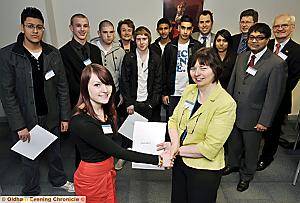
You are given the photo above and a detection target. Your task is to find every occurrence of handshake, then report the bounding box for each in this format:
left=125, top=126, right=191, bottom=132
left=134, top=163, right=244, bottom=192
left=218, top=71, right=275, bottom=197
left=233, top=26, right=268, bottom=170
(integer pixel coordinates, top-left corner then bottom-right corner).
left=156, top=142, right=178, bottom=168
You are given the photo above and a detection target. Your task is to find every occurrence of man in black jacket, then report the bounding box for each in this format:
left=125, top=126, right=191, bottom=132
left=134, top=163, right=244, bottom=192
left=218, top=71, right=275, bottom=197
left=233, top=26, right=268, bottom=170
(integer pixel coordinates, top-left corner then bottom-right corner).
left=121, top=26, right=162, bottom=120
left=60, top=13, right=102, bottom=109
left=0, top=7, right=73, bottom=196
left=150, top=18, right=172, bottom=122
left=232, top=9, right=258, bottom=54
left=162, top=15, right=202, bottom=118
left=59, top=13, right=102, bottom=168
left=257, top=14, right=300, bottom=171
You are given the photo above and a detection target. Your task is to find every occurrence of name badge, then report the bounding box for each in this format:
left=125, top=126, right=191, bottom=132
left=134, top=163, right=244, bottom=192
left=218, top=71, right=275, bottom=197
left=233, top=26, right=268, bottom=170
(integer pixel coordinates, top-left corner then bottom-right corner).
left=102, top=124, right=113, bottom=134
left=278, top=52, right=288, bottom=61
left=83, top=58, right=92, bottom=66
left=45, top=70, right=55, bottom=80
left=246, top=67, right=257, bottom=76
left=184, top=100, right=194, bottom=111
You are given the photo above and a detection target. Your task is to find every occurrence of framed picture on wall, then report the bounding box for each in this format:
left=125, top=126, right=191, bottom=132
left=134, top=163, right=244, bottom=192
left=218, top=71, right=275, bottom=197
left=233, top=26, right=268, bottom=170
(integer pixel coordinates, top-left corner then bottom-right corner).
left=163, top=0, right=204, bottom=38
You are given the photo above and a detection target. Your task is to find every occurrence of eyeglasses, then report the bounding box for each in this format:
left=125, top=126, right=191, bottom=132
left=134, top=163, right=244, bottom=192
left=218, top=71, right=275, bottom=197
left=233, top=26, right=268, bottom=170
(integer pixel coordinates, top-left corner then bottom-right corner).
left=248, top=35, right=266, bottom=41
left=178, top=107, right=201, bottom=134
left=240, top=21, right=254, bottom=25
left=24, top=24, right=45, bottom=31
left=273, top=24, right=290, bottom=30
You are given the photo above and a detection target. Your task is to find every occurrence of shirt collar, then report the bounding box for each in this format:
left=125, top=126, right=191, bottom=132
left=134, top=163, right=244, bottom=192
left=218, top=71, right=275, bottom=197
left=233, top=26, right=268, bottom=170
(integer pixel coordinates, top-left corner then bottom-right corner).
left=274, top=38, right=290, bottom=49
left=250, top=46, right=268, bottom=63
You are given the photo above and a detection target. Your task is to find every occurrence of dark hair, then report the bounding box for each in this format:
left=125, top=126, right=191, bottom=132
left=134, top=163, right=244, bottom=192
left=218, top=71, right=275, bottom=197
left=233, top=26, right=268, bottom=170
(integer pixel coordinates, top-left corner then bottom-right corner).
left=240, top=9, right=258, bottom=23
left=75, top=64, right=117, bottom=130
left=133, top=26, right=151, bottom=45
left=180, top=15, right=193, bottom=24
left=98, top=20, right=114, bottom=31
left=21, top=7, right=44, bottom=24
left=117, top=19, right=135, bottom=36
left=199, top=10, right=214, bottom=23
left=70, top=13, right=88, bottom=25
left=213, top=29, right=233, bottom=51
left=248, top=23, right=271, bottom=39
left=190, top=48, right=222, bottom=83
left=156, top=17, right=171, bottom=28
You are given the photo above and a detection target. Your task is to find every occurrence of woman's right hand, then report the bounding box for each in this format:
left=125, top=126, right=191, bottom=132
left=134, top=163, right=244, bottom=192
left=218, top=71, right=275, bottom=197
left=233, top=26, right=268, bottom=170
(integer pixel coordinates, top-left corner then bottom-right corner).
left=170, top=142, right=180, bottom=158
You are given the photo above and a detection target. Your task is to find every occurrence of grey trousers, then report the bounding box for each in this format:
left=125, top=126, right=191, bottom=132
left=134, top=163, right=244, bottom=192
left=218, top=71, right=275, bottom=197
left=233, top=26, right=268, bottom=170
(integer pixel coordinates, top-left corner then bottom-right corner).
left=227, top=125, right=262, bottom=181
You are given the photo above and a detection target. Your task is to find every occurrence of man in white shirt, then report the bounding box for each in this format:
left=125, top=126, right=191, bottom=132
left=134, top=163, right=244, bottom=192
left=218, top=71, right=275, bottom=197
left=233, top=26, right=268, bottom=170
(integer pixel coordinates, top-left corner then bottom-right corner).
left=162, top=15, right=202, bottom=118
left=191, top=10, right=215, bottom=48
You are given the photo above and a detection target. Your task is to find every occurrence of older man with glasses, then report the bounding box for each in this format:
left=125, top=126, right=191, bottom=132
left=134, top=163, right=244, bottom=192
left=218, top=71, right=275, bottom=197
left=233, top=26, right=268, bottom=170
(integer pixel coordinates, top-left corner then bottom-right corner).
left=257, top=14, right=300, bottom=171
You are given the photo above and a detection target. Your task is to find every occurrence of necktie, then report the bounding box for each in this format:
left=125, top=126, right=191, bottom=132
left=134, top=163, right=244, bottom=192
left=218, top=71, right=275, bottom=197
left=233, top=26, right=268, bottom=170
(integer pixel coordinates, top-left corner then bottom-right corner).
left=238, top=38, right=247, bottom=54
left=274, top=43, right=281, bottom=55
left=247, top=55, right=256, bottom=68
left=201, top=36, right=207, bottom=47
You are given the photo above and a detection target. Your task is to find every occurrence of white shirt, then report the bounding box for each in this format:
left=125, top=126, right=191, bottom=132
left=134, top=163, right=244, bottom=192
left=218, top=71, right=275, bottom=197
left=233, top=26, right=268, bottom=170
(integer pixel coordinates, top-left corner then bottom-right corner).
left=30, top=50, right=42, bottom=60
left=173, top=41, right=189, bottom=96
left=159, top=41, right=167, bottom=56
left=198, top=33, right=213, bottom=47
left=136, top=49, right=149, bottom=102
left=248, top=46, right=268, bottom=66
left=273, top=38, right=290, bottom=53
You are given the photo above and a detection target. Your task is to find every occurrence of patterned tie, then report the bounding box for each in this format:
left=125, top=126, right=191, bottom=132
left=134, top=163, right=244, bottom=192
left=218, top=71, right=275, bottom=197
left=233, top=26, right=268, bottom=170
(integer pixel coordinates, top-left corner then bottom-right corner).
left=274, top=43, right=281, bottom=55
left=247, top=55, right=256, bottom=68
left=201, top=36, right=207, bottom=47
left=238, top=38, right=248, bottom=54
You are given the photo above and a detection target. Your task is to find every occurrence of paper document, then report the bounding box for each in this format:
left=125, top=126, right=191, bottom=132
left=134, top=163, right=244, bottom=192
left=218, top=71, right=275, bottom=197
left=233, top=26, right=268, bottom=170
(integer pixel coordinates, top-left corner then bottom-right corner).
left=11, top=125, right=58, bottom=160
left=132, top=121, right=167, bottom=170
left=118, top=112, right=148, bottom=140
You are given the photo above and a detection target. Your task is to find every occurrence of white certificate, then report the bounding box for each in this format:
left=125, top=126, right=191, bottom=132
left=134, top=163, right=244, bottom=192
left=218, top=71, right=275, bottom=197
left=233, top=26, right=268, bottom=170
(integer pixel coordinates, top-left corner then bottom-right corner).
left=11, top=125, right=58, bottom=160
left=132, top=121, right=167, bottom=170
left=118, top=112, right=148, bottom=140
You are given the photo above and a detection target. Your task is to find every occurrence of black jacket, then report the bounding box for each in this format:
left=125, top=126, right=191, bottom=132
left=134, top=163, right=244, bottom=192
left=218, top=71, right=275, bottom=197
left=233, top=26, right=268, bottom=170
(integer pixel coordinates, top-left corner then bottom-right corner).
left=161, top=37, right=202, bottom=96
left=121, top=49, right=162, bottom=108
left=0, top=33, right=70, bottom=131
left=59, top=41, right=102, bottom=108
left=150, top=37, right=165, bottom=57
left=268, top=39, right=300, bottom=114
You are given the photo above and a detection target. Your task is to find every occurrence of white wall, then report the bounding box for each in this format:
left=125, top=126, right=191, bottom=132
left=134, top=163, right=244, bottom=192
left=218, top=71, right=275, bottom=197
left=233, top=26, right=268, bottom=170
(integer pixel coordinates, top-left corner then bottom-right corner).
left=0, top=0, right=300, bottom=116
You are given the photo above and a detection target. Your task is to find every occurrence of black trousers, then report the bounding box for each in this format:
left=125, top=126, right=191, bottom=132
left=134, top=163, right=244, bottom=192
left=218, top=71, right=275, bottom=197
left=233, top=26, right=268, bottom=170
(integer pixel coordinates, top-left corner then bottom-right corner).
left=260, top=111, right=286, bottom=162
left=171, top=157, right=221, bottom=203
left=227, top=125, right=262, bottom=181
left=12, top=116, right=67, bottom=195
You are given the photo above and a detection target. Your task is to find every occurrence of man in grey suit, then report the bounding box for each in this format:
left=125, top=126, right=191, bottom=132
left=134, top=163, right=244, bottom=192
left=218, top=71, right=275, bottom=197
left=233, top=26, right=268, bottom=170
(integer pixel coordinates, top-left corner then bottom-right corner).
left=223, top=23, right=287, bottom=192
left=191, top=10, right=215, bottom=47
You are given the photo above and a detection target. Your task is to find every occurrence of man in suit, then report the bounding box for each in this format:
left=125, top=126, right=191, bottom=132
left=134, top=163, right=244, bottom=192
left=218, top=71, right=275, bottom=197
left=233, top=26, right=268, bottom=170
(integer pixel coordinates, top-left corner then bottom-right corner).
left=232, top=9, right=258, bottom=54
left=191, top=10, right=215, bottom=47
left=60, top=13, right=102, bottom=168
left=0, top=7, right=73, bottom=195
left=257, top=14, right=300, bottom=171
left=224, top=23, right=287, bottom=192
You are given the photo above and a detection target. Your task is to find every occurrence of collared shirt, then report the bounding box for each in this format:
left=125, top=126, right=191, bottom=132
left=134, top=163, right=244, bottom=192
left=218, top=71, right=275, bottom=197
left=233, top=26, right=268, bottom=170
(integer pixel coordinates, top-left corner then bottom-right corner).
left=237, top=33, right=248, bottom=54
left=136, top=49, right=149, bottom=102
left=248, top=46, right=268, bottom=66
left=273, top=38, right=290, bottom=53
left=70, top=38, right=90, bottom=61
left=198, top=33, right=212, bottom=47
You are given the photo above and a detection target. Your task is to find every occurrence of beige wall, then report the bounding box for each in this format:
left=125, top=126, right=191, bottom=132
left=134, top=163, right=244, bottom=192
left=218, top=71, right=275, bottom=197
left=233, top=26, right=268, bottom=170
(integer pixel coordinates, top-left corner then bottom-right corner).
left=0, top=0, right=299, bottom=116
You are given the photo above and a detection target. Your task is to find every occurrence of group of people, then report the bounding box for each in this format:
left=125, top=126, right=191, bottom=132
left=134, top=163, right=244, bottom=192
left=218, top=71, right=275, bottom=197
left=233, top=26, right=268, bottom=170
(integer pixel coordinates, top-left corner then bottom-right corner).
left=0, top=5, right=299, bottom=203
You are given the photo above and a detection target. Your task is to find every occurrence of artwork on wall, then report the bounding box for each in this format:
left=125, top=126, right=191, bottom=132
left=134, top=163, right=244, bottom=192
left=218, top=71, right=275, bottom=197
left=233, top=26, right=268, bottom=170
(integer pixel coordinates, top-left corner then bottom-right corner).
left=163, top=0, right=204, bottom=38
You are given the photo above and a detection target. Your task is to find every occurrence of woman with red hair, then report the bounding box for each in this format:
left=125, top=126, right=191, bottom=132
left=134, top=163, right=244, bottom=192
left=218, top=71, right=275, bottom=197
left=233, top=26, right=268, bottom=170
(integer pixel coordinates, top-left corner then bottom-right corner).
left=70, top=63, right=172, bottom=203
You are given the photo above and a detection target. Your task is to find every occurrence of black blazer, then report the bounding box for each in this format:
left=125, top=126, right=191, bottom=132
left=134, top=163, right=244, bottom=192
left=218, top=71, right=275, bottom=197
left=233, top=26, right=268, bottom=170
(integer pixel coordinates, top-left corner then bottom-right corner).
left=121, top=49, right=162, bottom=108
left=268, top=39, right=300, bottom=114
left=218, top=50, right=237, bottom=89
left=59, top=42, right=102, bottom=108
